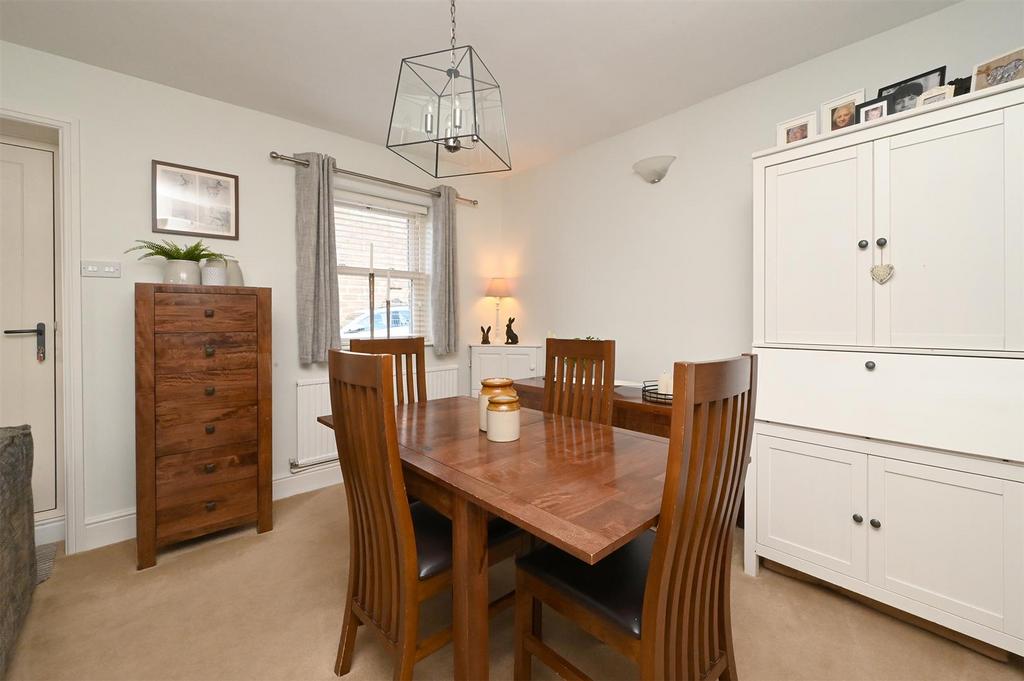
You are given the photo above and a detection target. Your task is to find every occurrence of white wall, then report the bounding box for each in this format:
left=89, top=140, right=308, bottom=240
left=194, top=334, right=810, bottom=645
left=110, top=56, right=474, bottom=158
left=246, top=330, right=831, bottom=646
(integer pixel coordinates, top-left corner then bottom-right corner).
left=0, top=41, right=505, bottom=547
left=499, top=0, right=1024, bottom=380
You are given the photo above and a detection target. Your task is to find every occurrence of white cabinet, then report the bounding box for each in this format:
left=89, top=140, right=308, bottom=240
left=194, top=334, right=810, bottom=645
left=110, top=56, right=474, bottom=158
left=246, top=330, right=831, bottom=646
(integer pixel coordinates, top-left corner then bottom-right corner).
left=468, top=344, right=542, bottom=397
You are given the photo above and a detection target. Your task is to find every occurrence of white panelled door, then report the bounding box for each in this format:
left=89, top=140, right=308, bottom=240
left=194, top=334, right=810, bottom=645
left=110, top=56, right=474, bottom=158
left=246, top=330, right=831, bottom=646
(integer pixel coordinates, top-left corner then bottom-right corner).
left=874, top=108, right=1024, bottom=350
left=764, top=144, right=873, bottom=345
left=1, top=140, right=59, bottom=517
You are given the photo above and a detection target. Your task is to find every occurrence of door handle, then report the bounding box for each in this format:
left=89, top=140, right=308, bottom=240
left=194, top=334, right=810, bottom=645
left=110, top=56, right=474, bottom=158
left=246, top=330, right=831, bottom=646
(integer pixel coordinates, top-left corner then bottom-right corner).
left=3, top=322, right=45, bottom=362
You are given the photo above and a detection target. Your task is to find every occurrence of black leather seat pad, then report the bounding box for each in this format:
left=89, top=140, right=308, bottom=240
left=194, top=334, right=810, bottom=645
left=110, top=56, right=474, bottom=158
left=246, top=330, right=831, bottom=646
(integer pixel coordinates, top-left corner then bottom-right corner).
left=411, top=501, right=521, bottom=580
left=517, top=530, right=655, bottom=638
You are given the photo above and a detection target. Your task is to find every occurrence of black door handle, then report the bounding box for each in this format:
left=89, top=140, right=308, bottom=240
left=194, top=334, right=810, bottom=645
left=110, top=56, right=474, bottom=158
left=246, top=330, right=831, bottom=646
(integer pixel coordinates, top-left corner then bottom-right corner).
left=3, top=322, right=45, bottom=361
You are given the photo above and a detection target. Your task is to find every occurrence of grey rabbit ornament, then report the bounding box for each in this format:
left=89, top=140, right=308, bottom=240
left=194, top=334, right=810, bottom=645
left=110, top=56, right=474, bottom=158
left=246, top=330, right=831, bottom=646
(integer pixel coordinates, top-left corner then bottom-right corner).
left=504, top=317, right=519, bottom=345
left=481, top=325, right=492, bottom=344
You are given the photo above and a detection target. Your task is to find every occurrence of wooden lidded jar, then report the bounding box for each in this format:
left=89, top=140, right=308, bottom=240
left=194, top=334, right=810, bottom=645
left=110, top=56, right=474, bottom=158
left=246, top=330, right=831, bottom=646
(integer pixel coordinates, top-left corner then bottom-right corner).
left=479, top=377, right=516, bottom=431
left=486, top=394, right=521, bottom=443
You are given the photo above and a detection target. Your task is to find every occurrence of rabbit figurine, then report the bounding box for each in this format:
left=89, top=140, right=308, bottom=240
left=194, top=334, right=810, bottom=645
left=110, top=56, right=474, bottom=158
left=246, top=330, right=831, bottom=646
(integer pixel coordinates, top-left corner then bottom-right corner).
left=480, top=325, right=491, bottom=344
left=504, top=317, right=519, bottom=345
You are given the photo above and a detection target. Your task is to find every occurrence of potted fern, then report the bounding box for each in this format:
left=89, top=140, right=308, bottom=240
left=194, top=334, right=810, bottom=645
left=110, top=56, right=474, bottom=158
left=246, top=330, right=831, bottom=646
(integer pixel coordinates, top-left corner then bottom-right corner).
left=125, top=239, right=226, bottom=285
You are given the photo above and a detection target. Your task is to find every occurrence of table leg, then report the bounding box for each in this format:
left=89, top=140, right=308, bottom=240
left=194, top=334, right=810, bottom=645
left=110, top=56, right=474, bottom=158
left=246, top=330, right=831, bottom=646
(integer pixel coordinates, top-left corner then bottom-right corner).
left=451, top=495, right=489, bottom=680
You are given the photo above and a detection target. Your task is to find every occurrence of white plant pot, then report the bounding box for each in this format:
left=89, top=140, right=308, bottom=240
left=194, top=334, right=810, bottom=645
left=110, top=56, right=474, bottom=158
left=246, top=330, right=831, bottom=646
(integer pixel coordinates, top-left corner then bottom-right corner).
left=224, top=257, right=244, bottom=286
left=201, top=259, right=228, bottom=286
left=164, top=259, right=201, bottom=285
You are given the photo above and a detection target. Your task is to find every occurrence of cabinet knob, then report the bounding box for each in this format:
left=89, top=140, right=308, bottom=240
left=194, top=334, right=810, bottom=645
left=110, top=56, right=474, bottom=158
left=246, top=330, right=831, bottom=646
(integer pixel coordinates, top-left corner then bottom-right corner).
left=204, top=344, right=216, bottom=357
left=865, top=361, right=876, bottom=371
left=204, top=463, right=216, bottom=474
left=852, top=513, right=863, bottom=523
left=205, top=501, right=217, bottom=512
left=870, top=518, right=882, bottom=529
left=858, top=240, right=869, bottom=250
left=204, top=308, right=215, bottom=318
left=205, top=386, right=216, bottom=396
left=205, top=424, right=216, bottom=434
left=876, top=237, right=888, bottom=248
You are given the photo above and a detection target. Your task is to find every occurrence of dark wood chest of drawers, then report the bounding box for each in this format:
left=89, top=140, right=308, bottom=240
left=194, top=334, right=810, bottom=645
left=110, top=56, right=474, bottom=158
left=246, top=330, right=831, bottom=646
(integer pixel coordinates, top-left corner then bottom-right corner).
left=135, top=283, right=272, bottom=569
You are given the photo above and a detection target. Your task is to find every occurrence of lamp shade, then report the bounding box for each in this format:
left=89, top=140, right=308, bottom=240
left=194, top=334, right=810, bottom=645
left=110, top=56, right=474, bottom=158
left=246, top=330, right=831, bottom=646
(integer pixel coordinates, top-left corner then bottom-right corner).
left=632, top=155, right=677, bottom=184
left=485, top=277, right=510, bottom=298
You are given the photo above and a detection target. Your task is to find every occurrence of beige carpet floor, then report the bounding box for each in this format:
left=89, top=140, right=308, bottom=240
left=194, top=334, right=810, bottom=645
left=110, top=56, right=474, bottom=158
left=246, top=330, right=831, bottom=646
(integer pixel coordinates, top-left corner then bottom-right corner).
left=8, top=485, right=1021, bottom=681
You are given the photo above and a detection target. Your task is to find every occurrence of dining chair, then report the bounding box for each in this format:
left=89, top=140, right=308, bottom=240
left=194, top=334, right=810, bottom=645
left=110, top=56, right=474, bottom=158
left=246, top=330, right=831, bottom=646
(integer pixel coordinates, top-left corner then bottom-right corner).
left=328, top=350, right=522, bottom=679
left=542, top=338, right=616, bottom=425
left=350, top=336, right=427, bottom=404
left=514, top=354, right=758, bottom=681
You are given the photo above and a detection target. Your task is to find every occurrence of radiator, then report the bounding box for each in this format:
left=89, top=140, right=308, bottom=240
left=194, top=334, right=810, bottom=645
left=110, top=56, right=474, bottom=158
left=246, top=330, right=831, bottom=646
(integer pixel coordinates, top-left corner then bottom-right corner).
left=293, top=364, right=460, bottom=470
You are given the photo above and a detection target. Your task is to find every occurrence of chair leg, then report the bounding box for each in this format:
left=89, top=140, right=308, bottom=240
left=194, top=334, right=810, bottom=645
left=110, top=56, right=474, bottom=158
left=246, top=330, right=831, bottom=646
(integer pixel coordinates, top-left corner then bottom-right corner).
left=334, top=606, right=359, bottom=676
left=393, top=605, right=419, bottom=681
left=514, top=571, right=533, bottom=681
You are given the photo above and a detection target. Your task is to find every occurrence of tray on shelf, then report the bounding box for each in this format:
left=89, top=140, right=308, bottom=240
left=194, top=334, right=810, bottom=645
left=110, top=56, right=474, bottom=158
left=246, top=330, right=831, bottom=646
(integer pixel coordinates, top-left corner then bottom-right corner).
left=641, top=380, right=673, bottom=405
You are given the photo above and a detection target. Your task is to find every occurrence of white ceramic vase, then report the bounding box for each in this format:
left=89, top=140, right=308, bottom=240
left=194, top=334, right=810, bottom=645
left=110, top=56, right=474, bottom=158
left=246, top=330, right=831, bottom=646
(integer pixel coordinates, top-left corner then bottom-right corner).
left=164, top=259, right=201, bottom=285
left=201, top=259, right=228, bottom=286
left=224, top=257, right=244, bottom=286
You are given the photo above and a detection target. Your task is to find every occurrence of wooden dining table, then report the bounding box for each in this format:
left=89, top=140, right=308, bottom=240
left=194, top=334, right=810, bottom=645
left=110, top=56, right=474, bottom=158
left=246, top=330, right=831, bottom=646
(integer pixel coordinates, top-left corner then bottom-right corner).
left=317, top=396, right=669, bottom=680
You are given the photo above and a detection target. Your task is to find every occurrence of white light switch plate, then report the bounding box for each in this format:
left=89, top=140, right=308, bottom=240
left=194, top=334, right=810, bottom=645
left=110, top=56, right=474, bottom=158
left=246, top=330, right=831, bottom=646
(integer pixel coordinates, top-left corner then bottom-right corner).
left=81, top=260, right=122, bottom=278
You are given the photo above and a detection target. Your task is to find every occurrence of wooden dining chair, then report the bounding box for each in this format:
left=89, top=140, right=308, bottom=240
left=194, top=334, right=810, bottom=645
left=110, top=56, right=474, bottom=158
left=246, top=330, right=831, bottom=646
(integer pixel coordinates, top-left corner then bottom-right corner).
left=328, top=350, right=522, bottom=680
left=350, top=336, right=427, bottom=404
left=542, top=338, right=616, bottom=425
left=514, top=354, right=758, bottom=681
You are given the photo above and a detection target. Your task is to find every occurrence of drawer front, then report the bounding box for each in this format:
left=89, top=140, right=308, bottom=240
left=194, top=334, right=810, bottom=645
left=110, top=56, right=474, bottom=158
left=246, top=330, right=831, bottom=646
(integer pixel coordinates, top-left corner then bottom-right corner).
left=155, top=332, right=256, bottom=374
left=156, top=477, right=256, bottom=545
left=156, top=442, right=258, bottom=497
left=155, top=403, right=258, bottom=456
left=755, top=348, right=1024, bottom=462
left=154, top=292, right=257, bottom=333
left=155, top=369, right=257, bottom=405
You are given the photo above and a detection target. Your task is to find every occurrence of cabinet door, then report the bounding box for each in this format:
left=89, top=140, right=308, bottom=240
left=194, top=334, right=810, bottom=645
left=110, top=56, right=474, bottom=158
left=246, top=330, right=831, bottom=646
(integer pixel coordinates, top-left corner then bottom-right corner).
left=756, top=435, right=868, bottom=579
left=874, top=108, right=1024, bottom=350
left=764, top=144, right=874, bottom=345
left=868, top=458, right=1024, bottom=636
left=505, top=347, right=539, bottom=380
left=471, top=347, right=507, bottom=397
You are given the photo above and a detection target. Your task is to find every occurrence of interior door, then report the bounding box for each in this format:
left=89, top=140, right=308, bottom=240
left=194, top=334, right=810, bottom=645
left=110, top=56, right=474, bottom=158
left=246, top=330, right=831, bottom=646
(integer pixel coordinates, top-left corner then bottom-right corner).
left=868, top=457, right=1024, bottom=636
left=874, top=108, right=1024, bottom=350
left=1, top=140, right=58, bottom=517
left=755, top=434, right=868, bottom=580
left=764, top=143, right=874, bottom=345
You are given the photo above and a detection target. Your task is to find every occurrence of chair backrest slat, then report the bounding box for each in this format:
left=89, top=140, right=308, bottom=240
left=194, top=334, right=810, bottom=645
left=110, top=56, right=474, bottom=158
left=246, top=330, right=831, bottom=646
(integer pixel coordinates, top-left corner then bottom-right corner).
left=350, top=336, right=428, bottom=405
left=542, top=338, right=615, bottom=425
left=640, top=354, right=757, bottom=680
left=329, top=350, right=418, bottom=642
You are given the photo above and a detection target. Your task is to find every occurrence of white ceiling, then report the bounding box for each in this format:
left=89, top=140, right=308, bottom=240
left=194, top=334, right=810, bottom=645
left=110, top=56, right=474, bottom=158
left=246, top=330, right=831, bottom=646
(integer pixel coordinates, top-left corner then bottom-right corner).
left=0, top=0, right=953, bottom=172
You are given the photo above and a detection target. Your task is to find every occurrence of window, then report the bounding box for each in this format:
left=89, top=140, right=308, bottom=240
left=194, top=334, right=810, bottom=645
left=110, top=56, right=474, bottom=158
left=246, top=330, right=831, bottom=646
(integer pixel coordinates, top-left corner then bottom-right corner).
left=335, top=196, right=432, bottom=342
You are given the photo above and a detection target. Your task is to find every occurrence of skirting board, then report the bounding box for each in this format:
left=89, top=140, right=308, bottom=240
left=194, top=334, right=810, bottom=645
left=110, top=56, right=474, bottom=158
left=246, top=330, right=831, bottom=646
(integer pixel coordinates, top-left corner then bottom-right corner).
left=34, top=516, right=66, bottom=546
left=78, top=462, right=343, bottom=553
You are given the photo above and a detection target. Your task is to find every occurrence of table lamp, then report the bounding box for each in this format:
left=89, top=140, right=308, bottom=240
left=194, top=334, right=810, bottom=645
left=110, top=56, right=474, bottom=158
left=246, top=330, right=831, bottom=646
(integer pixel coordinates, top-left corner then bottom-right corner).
left=485, top=277, right=510, bottom=334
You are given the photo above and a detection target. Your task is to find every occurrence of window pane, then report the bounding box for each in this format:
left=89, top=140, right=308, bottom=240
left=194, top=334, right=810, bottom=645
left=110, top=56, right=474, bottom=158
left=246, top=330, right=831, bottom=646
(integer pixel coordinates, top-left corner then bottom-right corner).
left=339, top=274, right=426, bottom=339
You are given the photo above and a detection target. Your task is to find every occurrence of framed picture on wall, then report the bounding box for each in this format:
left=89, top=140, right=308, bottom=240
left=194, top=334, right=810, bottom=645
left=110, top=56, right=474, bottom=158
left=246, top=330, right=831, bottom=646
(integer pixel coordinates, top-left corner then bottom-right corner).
left=877, top=66, right=946, bottom=114
left=972, top=47, right=1024, bottom=92
left=152, top=160, right=239, bottom=240
left=776, top=112, right=817, bottom=146
left=819, top=89, right=864, bottom=133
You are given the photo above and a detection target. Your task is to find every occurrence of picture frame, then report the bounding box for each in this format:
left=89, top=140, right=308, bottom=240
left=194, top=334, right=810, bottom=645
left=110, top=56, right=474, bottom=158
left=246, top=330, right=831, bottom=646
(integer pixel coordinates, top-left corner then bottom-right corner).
left=819, top=89, right=864, bottom=134
left=916, top=84, right=956, bottom=108
left=152, top=160, right=239, bottom=240
left=972, top=46, right=1024, bottom=93
left=776, top=112, right=817, bottom=146
left=878, top=66, right=946, bottom=114
left=855, top=96, right=890, bottom=124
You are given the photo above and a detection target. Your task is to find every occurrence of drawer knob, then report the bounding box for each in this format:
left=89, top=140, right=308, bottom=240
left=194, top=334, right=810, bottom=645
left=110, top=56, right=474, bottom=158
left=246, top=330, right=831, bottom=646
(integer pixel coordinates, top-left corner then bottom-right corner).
left=870, top=518, right=882, bottom=529
left=205, top=424, right=216, bottom=434
left=205, top=386, right=216, bottom=396
left=204, top=463, right=217, bottom=474
left=205, top=501, right=217, bottom=512
left=204, top=344, right=215, bottom=357
left=864, top=361, right=876, bottom=371
left=852, top=513, right=863, bottom=524
left=857, top=240, right=869, bottom=250
left=876, top=237, right=887, bottom=248
left=204, top=309, right=215, bottom=318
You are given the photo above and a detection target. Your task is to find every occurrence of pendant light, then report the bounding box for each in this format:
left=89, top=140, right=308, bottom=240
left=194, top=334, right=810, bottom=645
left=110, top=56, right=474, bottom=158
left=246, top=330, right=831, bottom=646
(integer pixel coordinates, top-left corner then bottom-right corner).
left=386, top=0, right=511, bottom=178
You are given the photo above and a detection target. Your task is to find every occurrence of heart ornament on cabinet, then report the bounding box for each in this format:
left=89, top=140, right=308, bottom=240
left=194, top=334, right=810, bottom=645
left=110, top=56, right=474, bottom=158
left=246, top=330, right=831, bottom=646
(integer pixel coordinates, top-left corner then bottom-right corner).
left=871, top=264, right=895, bottom=284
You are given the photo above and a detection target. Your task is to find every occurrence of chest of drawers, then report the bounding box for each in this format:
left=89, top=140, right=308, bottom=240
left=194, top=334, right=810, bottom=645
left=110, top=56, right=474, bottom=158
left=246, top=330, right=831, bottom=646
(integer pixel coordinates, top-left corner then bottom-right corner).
left=135, top=283, right=272, bottom=569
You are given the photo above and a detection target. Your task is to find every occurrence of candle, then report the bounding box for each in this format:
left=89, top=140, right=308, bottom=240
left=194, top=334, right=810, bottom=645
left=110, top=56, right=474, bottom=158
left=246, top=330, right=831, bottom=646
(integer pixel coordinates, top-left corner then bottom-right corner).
left=657, top=372, right=673, bottom=395
left=386, top=268, right=392, bottom=302
left=369, top=242, right=374, bottom=271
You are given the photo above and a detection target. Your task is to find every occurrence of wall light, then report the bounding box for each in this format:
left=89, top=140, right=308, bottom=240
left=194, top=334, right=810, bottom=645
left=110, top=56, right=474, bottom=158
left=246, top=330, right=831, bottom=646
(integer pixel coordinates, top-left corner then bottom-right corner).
left=632, top=155, right=677, bottom=184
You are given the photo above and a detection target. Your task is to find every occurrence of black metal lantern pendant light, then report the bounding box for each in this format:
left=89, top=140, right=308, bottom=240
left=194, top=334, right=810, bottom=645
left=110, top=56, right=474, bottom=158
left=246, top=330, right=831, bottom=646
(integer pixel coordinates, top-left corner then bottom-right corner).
left=386, top=0, right=511, bottom=178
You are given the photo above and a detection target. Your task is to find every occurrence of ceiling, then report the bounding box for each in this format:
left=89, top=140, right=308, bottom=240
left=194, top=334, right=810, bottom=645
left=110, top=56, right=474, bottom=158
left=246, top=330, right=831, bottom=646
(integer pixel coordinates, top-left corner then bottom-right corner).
left=0, top=0, right=954, bottom=172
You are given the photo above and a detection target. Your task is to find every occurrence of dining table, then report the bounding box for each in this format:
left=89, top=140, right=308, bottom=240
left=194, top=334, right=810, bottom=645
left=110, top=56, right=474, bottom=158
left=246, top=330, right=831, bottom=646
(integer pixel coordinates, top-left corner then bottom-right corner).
left=317, top=396, right=670, bottom=680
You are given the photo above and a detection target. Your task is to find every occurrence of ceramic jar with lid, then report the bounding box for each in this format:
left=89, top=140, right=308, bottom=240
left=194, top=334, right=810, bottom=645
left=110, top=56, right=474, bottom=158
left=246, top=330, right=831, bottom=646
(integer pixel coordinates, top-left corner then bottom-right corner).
left=479, top=377, right=516, bottom=431
left=486, top=394, right=521, bottom=443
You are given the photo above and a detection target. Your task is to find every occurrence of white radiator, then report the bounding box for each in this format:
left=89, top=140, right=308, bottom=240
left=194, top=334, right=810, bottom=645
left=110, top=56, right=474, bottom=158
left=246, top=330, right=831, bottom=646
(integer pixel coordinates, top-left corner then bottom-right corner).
left=293, top=364, right=460, bottom=470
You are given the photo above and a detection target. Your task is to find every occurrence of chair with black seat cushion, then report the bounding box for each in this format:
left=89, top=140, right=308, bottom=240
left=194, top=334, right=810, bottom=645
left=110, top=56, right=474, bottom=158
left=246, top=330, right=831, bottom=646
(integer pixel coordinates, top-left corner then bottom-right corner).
left=542, top=338, right=616, bottom=426
left=350, top=336, right=427, bottom=404
left=514, top=354, right=758, bottom=681
left=328, top=350, right=521, bottom=680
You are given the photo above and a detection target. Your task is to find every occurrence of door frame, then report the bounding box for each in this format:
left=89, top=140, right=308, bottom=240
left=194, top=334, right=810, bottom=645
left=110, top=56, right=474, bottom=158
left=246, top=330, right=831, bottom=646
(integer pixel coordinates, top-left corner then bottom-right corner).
left=2, top=106, right=84, bottom=554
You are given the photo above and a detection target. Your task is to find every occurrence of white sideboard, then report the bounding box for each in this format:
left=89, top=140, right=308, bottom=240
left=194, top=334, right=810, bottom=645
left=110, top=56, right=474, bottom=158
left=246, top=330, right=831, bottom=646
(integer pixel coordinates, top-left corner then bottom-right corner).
left=747, top=81, right=1024, bottom=656
left=468, top=343, right=543, bottom=397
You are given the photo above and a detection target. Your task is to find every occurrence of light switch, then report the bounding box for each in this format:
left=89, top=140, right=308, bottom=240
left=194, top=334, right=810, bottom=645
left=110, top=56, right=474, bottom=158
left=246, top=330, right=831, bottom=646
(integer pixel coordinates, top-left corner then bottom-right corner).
left=81, top=260, right=122, bottom=278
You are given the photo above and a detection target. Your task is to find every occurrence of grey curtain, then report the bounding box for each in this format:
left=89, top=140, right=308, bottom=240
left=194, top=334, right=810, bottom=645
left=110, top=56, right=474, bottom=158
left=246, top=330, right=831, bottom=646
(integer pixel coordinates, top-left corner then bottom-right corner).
left=295, top=152, right=341, bottom=364
left=0, top=425, right=36, bottom=677
left=430, top=185, right=459, bottom=356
